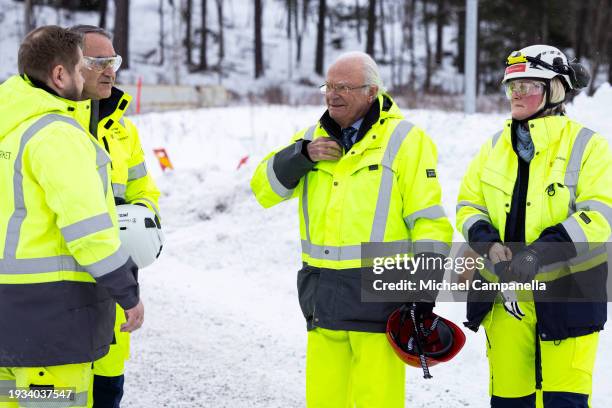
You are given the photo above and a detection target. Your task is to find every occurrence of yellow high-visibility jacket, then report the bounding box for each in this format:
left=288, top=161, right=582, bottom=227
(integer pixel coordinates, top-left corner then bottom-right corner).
left=72, top=87, right=160, bottom=377
left=252, top=93, right=453, bottom=332
left=457, top=115, right=612, bottom=339
left=74, top=88, right=160, bottom=217
left=0, top=75, right=139, bottom=366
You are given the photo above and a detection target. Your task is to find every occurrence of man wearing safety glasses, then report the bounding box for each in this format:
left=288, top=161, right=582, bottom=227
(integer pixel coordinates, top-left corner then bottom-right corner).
left=69, top=25, right=161, bottom=408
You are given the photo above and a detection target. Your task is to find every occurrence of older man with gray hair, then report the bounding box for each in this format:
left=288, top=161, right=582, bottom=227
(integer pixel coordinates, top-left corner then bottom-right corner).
left=251, top=51, right=452, bottom=407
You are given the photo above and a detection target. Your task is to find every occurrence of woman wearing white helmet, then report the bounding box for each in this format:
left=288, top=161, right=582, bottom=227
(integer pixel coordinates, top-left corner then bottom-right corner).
left=457, top=44, right=612, bottom=407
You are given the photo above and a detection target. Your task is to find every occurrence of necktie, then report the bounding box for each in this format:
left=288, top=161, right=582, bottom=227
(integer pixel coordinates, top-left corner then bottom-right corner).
left=340, top=127, right=358, bottom=152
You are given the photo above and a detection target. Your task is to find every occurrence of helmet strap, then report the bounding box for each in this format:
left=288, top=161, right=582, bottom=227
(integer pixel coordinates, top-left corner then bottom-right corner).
left=409, top=307, right=433, bottom=379
left=516, top=79, right=564, bottom=124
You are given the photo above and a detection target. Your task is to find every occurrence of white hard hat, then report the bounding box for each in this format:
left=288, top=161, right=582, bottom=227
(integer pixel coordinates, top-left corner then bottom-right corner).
left=117, top=204, right=164, bottom=268
left=502, top=44, right=589, bottom=90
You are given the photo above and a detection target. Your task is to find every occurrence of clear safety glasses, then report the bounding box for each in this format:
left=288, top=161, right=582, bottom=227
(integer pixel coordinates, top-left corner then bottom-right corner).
left=504, top=80, right=545, bottom=99
left=83, top=55, right=123, bottom=73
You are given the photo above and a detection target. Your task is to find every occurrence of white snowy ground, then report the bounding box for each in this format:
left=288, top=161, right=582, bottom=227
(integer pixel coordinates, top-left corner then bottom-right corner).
left=122, top=84, right=612, bottom=408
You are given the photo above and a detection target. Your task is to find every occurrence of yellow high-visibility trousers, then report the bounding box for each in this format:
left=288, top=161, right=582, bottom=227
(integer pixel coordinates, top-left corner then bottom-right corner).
left=306, top=327, right=405, bottom=408
left=483, top=302, right=599, bottom=407
left=93, top=304, right=130, bottom=377
left=0, top=363, right=93, bottom=408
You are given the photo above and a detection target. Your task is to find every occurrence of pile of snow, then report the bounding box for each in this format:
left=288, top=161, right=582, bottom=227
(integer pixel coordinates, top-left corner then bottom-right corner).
left=123, top=91, right=612, bottom=407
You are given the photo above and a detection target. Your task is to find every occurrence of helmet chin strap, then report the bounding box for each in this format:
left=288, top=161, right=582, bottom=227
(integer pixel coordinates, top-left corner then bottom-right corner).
left=516, top=79, right=564, bottom=124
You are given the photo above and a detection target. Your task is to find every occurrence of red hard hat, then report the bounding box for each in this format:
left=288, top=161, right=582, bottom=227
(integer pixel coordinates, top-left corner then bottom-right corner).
left=386, top=307, right=466, bottom=368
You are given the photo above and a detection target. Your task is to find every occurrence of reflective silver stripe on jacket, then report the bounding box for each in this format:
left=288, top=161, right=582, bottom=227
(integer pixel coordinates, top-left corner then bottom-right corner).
left=301, top=240, right=412, bottom=261
left=461, top=214, right=491, bottom=241
left=94, top=141, right=111, bottom=196
left=0, top=379, right=16, bottom=393
left=303, top=125, right=316, bottom=141
left=564, top=127, right=595, bottom=215
left=298, top=124, right=318, bottom=248
left=267, top=156, right=293, bottom=198
left=128, top=161, right=148, bottom=181
left=539, top=244, right=608, bottom=274
left=404, top=205, right=447, bottom=230
left=1, top=114, right=114, bottom=277
left=0, top=256, right=86, bottom=275
left=492, top=129, right=504, bottom=148
left=456, top=200, right=489, bottom=216
left=61, top=213, right=114, bottom=243
left=20, top=391, right=88, bottom=408
left=84, top=247, right=130, bottom=278
left=113, top=183, right=127, bottom=199
left=300, top=120, right=415, bottom=261
left=413, top=239, right=451, bottom=257
left=4, top=115, right=85, bottom=261
left=561, top=216, right=590, bottom=256
left=370, top=120, right=414, bottom=242
left=577, top=199, right=612, bottom=228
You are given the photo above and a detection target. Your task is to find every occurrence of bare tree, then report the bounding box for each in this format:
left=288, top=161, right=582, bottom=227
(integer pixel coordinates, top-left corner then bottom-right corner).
left=199, top=0, right=207, bottom=69
left=355, top=0, right=362, bottom=43
left=365, top=0, right=376, bottom=56
left=456, top=2, right=465, bottom=74
left=423, top=0, right=432, bottom=91
left=254, top=0, right=264, bottom=78
left=588, top=0, right=612, bottom=95
left=378, top=0, right=386, bottom=56
left=216, top=0, right=224, bottom=64
left=407, top=0, right=417, bottom=88
left=24, top=0, right=35, bottom=34
left=184, top=0, right=193, bottom=66
left=435, top=0, right=444, bottom=66
left=574, top=0, right=589, bottom=60
left=99, top=0, right=108, bottom=29
left=315, top=0, right=326, bottom=75
left=295, top=0, right=309, bottom=63
left=159, top=0, right=165, bottom=65
left=114, top=0, right=130, bottom=69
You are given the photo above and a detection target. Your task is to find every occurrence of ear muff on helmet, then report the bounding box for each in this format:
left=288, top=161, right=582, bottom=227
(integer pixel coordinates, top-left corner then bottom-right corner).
left=568, top=62, right=591, bottom=89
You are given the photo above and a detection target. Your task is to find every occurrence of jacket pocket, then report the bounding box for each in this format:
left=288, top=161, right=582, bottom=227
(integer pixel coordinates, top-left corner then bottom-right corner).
left=297, top=265, right=320, bottom=321
left=480, top=167, right=514, bottom=228
left=571, top=332, right=599, bottom=376
left=333, top=271, right=400, bottom=324
left=543, top=178, right=571, bottom=225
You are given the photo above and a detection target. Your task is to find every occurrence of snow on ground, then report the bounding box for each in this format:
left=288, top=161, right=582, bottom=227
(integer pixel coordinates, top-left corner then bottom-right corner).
left=122, top=87, right=612, bottom=407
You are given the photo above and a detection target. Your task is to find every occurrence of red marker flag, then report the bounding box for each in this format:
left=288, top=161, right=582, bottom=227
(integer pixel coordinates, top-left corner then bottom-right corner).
left=153, top=148, right=174, bottom=171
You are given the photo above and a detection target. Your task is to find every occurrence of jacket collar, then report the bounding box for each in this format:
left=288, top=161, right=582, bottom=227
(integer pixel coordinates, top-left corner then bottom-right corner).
left=318, top=93, right=401, bottom=143
left=86, top=87, right=132, bottom=137
left=504, top=115, right=568, bottom=153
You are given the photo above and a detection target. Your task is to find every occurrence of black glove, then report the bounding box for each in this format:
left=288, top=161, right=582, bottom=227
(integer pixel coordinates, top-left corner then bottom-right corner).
left=507, top=247, right=540, bottom=283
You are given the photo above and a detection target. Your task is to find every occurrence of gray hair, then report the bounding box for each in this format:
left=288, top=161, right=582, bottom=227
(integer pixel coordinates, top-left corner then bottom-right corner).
left=333, top=51, right=386, bottom=96
left=69, top=25, right=113, bottom=40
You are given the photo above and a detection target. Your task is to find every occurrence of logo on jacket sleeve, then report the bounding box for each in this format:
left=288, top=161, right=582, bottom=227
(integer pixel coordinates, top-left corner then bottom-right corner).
left=426, top=169, right=436, bottom=178
left=0, top=151, right=11, bottom=160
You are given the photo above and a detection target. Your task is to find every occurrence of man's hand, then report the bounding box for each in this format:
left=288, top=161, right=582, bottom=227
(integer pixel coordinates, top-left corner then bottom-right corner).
left=507, top=247, right=540, bottom=283
left=306, top=137, right=343, bottom=161
left=488, top=243, right=512, bottom=264
left=121, top=300, right=144, bottom=332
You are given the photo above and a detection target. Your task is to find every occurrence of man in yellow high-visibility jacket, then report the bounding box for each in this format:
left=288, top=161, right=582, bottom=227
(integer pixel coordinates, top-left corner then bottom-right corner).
left=251, top=51, right=453, bottom=407
left=68, top=25, right=161, bottom=408
left=0, top=26, right=143, bottom=408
